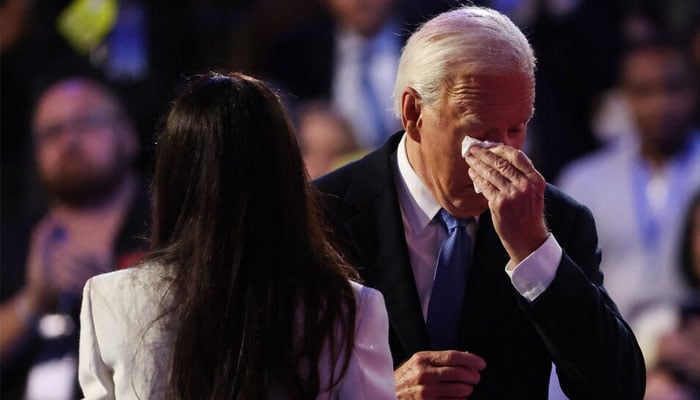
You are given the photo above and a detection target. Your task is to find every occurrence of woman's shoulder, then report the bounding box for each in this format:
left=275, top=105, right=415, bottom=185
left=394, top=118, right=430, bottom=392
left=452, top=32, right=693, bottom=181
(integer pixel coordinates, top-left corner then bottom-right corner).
left=349, top=280, right=382, bottom=299
left=84, top=262, right=168, bottom=317
left=88, top=262, right=163, bottom=291
left=348, top=281, right=386, bottom=317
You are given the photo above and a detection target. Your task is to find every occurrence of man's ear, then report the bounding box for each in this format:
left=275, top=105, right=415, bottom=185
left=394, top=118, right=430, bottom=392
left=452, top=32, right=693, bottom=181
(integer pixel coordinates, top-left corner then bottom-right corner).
left=401, top=88, right=423, bottom=142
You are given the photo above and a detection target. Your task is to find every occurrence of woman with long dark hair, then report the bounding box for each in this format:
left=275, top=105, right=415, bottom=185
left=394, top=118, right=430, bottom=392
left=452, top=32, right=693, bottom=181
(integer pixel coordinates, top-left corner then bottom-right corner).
left=77, top=72, right=396, bottom=399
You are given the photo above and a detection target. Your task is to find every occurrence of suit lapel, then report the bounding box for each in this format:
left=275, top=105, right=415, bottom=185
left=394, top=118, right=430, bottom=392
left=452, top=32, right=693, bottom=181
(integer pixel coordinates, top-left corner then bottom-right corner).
left=343, top=134, right=429, bottom=356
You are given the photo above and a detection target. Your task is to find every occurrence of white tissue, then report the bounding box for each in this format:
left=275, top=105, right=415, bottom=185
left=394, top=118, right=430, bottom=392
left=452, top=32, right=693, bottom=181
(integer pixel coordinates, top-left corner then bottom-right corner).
left=461, top=136, right=498, bottom=193
left=461, top=136, right=498, bottom=158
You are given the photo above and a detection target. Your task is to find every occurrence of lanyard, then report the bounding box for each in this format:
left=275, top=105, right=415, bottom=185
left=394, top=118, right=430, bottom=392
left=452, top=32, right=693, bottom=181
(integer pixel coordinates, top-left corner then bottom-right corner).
left=630, top=135, right=700, bottom=258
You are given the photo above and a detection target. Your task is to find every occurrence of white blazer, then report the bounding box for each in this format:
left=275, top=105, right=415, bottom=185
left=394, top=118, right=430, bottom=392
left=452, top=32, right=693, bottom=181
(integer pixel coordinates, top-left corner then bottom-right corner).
left=78, top=264, right=397, bottom=399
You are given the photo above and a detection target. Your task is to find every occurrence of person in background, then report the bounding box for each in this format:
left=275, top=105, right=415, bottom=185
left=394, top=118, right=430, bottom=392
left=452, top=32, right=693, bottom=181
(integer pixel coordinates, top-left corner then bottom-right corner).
left=315, top=5, right=644, bottom=399
left=0, top=77, right=150, bottom=400
left=557, top=38, right=700, bottom=328
left=264, top=0, right=403, bottom=149
left=78, top=72, right=397, bottom=399
left=296, top=100, right=364, bottom=179
left=645, top=370, right=698, bottom=400
left=638, top=190, right=700, bottom=399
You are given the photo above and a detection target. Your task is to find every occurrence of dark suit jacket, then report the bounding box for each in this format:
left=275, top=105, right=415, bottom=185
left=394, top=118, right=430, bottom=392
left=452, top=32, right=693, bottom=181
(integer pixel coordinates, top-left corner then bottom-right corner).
left=315, top=132, right=645, bottom=399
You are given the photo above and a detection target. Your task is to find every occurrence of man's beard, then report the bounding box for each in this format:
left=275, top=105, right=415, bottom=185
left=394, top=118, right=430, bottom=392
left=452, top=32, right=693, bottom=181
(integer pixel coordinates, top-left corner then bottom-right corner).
left=40, top=150, right=132, bottom=208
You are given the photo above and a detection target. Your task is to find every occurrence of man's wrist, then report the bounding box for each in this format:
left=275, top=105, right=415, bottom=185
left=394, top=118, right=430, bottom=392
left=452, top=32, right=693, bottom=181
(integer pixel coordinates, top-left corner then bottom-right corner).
left=505, top=234, right=562, bottom=302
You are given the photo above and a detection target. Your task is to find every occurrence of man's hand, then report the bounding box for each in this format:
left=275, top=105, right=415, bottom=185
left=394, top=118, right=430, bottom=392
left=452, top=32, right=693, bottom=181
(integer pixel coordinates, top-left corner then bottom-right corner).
left=25, top=219, right=62, bottom=307
left=27, top=219, right=112, bottom=299
left=465, top=145, right=549, bottom=264
left=394, top=350, right=486, bottom=399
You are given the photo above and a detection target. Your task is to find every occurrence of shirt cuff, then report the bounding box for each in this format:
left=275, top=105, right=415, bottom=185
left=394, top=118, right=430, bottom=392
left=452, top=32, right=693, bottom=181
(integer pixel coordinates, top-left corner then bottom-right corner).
left=504, top=234, right=563, bottom=302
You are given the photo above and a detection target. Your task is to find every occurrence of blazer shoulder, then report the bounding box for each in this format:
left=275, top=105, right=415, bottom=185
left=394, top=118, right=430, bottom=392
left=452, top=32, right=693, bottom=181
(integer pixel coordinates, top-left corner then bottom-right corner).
left=80, top=264, right=169, bottom=399
left=315, top=162, right=359, bottom=198
left=545, top=183, right=593, bottom=216
left=84, top=263, right=167, bottom=331
left=315, top=133, right=402, bottom=201
left=544, top=184, right=598, bottom=238
left=350, top=281, right=385, bottom=312
left=87, top=263, right=162, bottom=297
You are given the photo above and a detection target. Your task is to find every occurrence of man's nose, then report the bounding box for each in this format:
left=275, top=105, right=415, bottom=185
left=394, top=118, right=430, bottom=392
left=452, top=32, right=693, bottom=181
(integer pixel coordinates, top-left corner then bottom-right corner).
left=56, top=125, right=83, bottom=147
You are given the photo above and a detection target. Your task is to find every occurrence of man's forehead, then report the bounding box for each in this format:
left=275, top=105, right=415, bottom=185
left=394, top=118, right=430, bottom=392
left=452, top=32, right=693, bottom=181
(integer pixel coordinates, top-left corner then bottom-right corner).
left=39, top=81, right=117, bottom=112
left=34, top=85, right=121, bottom=127
left=445, top=74, right=535, bottom=113
left=448, top=73, right=533, bottom=93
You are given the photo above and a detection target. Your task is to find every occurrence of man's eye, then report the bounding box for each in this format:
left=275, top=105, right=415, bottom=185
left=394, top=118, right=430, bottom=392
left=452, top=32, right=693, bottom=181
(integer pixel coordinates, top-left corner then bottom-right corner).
left=508, top=124, right=526, bottom=134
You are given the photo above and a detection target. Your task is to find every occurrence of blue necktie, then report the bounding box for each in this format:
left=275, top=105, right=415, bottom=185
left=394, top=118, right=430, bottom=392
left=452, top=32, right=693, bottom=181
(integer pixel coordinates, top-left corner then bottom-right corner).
left=426, top=209, right=472, bottom=350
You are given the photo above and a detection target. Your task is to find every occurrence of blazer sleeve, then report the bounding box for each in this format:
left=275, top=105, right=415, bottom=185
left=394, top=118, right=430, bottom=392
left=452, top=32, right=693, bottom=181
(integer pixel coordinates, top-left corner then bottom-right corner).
left=524, top=197, right=645, bottom=398
left=78, top=278, right=116, bottom=400
left=335, top=285, right=397, bottom=400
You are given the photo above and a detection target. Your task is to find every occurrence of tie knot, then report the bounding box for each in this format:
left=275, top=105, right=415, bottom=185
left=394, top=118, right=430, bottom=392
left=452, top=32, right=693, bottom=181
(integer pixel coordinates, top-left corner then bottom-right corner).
left=437, top=209, right=468, bottom=231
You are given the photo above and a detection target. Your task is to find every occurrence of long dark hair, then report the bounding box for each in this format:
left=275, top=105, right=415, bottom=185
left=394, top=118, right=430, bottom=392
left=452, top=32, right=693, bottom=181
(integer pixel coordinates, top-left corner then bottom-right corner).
left=149, top=72, right=358, bottom=399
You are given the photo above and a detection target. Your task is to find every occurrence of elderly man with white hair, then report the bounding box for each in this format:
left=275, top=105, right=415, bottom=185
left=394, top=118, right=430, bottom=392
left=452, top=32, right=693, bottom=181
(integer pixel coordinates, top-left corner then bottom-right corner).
left=316, top=5, right=645, bottom=399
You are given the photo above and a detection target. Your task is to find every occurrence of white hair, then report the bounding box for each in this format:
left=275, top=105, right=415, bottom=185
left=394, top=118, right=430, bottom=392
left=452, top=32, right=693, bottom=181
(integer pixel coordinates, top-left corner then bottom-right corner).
left=393, top=6, right=536, bottom=117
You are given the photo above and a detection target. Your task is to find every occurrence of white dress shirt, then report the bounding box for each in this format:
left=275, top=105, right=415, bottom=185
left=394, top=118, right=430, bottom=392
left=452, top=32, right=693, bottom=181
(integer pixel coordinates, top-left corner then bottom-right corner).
left=391, top=134, right=562, bottom=320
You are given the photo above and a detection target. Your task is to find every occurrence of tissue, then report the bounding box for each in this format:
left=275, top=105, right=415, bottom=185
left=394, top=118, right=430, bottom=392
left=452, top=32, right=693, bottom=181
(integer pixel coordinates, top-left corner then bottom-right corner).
left=461, top=136, right=498, bottom=193
left=461, top=136, right=498, bottom=158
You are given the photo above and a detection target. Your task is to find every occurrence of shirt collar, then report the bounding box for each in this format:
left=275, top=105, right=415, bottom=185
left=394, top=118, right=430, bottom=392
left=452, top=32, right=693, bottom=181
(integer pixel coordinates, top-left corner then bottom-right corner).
left=394, top=133, right=442, bottom=235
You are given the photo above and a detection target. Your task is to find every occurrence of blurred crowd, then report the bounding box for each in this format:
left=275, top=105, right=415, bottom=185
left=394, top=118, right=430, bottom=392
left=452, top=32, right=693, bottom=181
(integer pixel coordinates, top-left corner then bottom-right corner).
left=1, top=0, right=699, bottom=399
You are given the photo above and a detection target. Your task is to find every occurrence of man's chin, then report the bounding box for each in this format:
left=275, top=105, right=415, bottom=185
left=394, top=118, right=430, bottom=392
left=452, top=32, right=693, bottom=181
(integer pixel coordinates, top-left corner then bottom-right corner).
left=44, top=174, right=124, bottom=208
left=48, top=187, right=105, bottom=208
left=446, top=192, right=488, bottom=218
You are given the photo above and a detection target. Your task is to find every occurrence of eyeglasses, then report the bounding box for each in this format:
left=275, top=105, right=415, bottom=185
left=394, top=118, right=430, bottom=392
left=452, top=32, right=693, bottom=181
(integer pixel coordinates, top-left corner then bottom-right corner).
left=34, top=112, right=123, bottom=143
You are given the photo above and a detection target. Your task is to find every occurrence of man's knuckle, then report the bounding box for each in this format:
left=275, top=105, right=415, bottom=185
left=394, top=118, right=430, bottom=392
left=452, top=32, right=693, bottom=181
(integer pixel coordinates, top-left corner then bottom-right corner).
left=414, top=351, right=431, bottom=364
left=495, top=158, right=510, bottom=171
left=505, top=168, right=520, bottom=181
left=487, top=168, right=500, bottom=180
